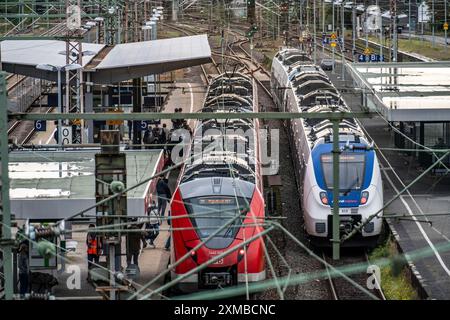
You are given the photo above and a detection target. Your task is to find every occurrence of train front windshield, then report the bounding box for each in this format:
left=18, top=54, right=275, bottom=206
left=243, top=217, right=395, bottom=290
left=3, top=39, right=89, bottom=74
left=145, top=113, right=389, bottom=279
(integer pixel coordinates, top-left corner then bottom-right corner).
left=185, top=197, right=249, bottom=239
left=321, top=153, right=366, bottom=191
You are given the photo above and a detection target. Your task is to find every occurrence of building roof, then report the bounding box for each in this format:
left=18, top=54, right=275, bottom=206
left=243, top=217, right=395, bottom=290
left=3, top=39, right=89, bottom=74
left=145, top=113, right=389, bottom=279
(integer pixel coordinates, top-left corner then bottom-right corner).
left=348, top=62, right=450, bottom=122
left=1, top=34, right=211, bottom=84
left=92, top=34, right=211, bottom=83
left=1, top=40, right=105, bottom=68
left=8, top=149, right=163, bottom=220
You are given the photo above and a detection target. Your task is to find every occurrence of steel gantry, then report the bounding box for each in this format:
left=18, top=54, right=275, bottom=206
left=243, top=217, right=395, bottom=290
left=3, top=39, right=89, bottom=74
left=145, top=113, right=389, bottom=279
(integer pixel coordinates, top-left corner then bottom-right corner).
left=0, top=71, right=14, bottom=300
left=65, top=0, right=84, bottom=143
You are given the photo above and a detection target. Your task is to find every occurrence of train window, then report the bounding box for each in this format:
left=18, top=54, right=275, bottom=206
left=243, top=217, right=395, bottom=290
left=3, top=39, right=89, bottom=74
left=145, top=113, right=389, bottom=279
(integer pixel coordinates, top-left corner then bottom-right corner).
left=184, top=197, right=250, bottom=240
left=320, top=153, right=366, bottom=192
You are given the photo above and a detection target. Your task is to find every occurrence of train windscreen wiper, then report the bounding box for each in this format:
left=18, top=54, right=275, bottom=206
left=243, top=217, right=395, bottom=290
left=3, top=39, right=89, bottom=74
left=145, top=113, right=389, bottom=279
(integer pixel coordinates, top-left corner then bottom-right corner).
left=342, top=176, right=360, bottom=196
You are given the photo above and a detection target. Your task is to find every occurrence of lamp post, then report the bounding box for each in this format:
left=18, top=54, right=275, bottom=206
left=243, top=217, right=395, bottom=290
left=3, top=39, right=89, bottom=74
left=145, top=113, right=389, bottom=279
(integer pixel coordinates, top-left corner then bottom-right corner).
left=432, top=0, right=435, bottom=47
left=445, top=0, right=448, bottom=51
left=341, top=2, right=345, bottom=81
left=35, top=63, right=82, bottom=147
left=94, top=16, right=104, bottom=44
left=313, top=0, right=317, bottom=64
left=409, top=0, right=412, bottom=41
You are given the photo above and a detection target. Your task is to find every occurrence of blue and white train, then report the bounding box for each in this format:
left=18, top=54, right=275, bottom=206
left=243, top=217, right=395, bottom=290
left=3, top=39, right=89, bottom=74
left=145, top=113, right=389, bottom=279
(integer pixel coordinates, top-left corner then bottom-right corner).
left=270, top=48, right=383, bottom=247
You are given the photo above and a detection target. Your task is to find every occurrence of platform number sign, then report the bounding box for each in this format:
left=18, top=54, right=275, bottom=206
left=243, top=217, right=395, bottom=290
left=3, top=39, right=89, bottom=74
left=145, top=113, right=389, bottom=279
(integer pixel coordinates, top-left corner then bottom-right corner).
left=34, top=120, right=46, bottom=132
left=61, top=126, right=73, bottom=145
left=358, top=54, right=384, bottom=63
left=140, top=121, right=148, bottom=131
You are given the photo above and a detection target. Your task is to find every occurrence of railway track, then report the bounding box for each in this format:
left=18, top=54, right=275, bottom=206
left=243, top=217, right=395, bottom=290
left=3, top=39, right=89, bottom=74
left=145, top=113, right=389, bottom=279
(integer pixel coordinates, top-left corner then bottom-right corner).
left=163, top=21, right=273, bottom=99
left=8, top=107, right=55, bottom=145
left=226, top=34, right=272, bottom=98
left=161, top=22, right=220, bottom=83
left=322, top=251, right=386, bottom=300
left=7, top=22, right=74, bottom=145
left=314, top=33, right=425, bottom=63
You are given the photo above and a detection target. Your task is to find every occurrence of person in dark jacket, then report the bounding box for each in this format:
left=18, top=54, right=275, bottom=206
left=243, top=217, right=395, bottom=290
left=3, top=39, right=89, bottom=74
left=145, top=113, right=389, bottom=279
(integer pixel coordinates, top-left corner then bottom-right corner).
left=126, top=220, right=144, bottom=268
left=165, top=209, right=171, bottom=251
left=145, top=203, right=161, bottom=248
left=18, top=242, right=29, bottom=296
left=162, top=123, right=169, bottom=142
left=156, top=177, right=172, bottom=217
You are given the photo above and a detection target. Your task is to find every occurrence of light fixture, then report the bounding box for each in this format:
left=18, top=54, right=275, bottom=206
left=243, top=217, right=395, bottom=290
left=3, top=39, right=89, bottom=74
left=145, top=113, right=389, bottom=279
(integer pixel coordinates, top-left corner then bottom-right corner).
left=36, top=63, right=57, bottom=72
left=319, top=191, right=329, bottom=205
left=63, top=63, right=82, bottom=71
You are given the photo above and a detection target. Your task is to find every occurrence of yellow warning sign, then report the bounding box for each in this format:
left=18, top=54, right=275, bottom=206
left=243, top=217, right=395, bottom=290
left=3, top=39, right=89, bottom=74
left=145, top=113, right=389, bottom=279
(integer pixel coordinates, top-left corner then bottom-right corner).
left=364, top=47, right=373, bottom=55
left=331, top=33, right=337, bottom=40
left=444, top=22, right=449, bottom=31
left=106, top=109, right=124, bottom=126
left=330, top=41, right=337, bottom=48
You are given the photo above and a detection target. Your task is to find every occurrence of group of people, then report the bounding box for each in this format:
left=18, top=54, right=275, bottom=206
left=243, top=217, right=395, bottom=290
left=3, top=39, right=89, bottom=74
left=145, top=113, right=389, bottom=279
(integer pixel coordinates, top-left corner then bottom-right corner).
left=143, top=123, right=170, bottom=149
left=171, top=108, right=193, bottom=134
left=85, top=177, right=173, bottom=275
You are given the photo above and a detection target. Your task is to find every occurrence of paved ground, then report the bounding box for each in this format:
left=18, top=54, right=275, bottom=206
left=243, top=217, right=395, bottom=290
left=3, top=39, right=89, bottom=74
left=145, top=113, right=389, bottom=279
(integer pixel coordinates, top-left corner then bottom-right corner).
left=322, top=53, right=450, bottom=299
left=52, top=223, right=170, bottom=300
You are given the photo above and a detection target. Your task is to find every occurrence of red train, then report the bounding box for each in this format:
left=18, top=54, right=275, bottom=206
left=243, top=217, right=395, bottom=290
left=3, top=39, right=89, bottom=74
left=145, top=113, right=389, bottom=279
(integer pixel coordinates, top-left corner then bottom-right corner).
left=169, top=73, right=266, bottom=292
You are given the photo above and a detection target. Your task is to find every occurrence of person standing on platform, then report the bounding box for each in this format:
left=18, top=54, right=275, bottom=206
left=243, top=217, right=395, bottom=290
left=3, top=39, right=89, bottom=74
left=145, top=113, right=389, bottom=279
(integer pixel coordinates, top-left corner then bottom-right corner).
left=171, top=108, right=180, bottom=130
left=86, top=224, right=102, bottom=282
left=143, top=127, right=153, bottom=149
left=162, top=123, right=169, bottom=141
left=126, top=220, right=144, bottom=269
left=18, top=242, right=30, bottom=297
left=165, top=208, right=171, bottom=251
left=145, top=203, right=161, bottom=248
left=156, top=177, right=172, bottom=217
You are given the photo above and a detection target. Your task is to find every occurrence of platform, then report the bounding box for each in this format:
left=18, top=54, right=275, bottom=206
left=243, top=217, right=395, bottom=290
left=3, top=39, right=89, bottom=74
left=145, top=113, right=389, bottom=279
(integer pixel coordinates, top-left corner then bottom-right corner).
left=348, top=61, right=450, bottom=122
left=52, top=223, right=170, bottom=300
left=324, top=56, right=450, bottom=299
left=8, top=149, right=165, bottom=220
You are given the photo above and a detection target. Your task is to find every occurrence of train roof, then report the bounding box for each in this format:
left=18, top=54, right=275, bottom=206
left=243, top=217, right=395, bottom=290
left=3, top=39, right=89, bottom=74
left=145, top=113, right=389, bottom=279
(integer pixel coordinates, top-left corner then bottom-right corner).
left=181, top=73, right=257, bottom=185
left=275, top=48, right=311, bottom=67
left=274, top=48, right=368, bottom=149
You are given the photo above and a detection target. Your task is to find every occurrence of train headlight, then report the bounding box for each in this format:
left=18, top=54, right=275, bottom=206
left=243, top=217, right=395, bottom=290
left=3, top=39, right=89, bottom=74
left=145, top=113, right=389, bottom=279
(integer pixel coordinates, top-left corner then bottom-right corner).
left=187, top=248, right=198, bottom=263
left=319, top=191, right=328, bottom=205
left=360, top=191, right=369, bottom=205
left=237, top=248, right=246, bottom=262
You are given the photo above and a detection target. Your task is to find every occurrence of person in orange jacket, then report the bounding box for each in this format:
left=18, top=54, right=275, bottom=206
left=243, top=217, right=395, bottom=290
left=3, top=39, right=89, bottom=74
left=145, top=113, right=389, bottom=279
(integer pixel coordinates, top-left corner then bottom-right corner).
left=86, top=224, right=102, bottom=282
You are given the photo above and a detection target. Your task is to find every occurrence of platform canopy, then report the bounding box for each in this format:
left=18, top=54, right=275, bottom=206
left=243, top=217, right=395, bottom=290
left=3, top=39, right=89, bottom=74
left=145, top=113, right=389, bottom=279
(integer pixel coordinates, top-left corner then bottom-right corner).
left=8, top=149, right=164, bottom=220
left=1, top=34, right=211, bottom=84
left=348, top=62, right=450, bottom=122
